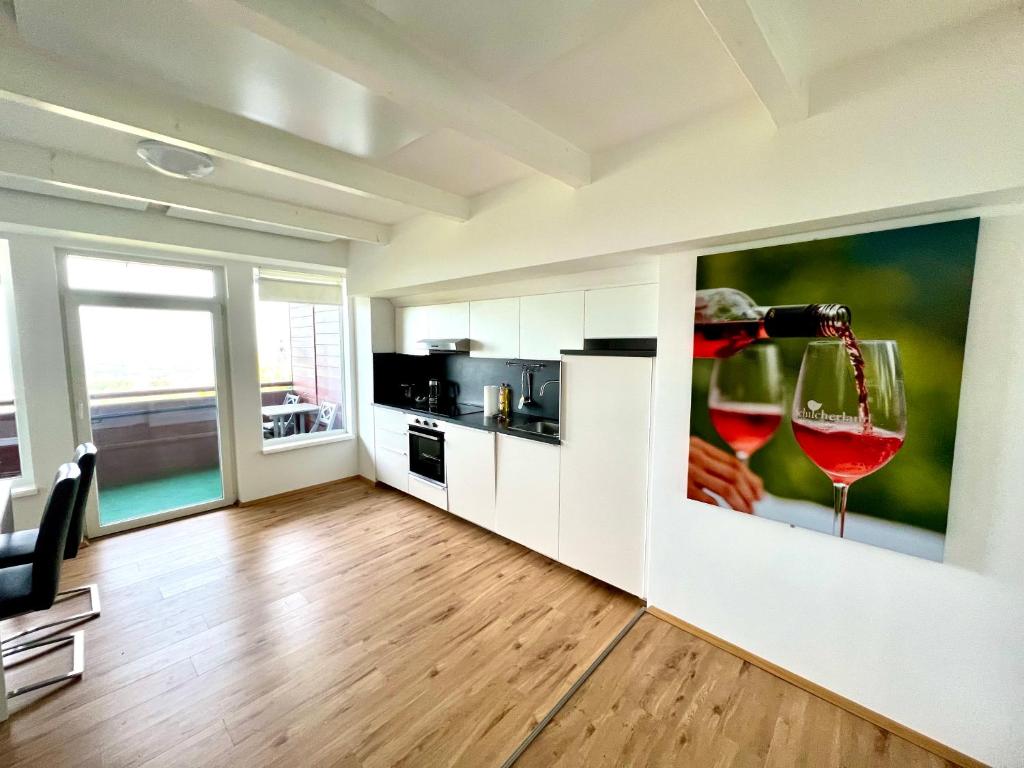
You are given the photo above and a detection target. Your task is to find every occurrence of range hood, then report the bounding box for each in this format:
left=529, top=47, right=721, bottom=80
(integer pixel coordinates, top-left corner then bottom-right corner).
left=419, top=338, right=470, bottom=353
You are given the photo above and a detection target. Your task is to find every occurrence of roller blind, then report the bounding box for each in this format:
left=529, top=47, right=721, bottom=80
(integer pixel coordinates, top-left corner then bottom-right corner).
left=256, top=268, right=344, bottom=305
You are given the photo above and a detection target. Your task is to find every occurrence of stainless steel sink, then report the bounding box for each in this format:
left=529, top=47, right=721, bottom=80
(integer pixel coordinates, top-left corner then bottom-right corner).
left=507, top=420, right=560, bottom=438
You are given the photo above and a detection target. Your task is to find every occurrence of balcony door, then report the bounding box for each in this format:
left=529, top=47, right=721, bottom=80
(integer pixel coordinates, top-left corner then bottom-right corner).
left=61, top=254, right=236, bottom=536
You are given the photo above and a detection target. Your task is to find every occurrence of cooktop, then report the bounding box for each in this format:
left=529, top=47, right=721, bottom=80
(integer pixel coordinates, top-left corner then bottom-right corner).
left=406, top=401, right=485, bottom=418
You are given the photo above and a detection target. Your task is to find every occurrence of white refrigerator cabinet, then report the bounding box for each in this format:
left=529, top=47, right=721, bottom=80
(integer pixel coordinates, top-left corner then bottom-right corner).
left=558, top=354, right=653, bottom=596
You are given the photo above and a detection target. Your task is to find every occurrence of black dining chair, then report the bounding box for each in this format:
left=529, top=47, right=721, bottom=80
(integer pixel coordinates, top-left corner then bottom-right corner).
left=0, top=463, right=85, bottom=701
left=0, top=443, right=100, bottom=646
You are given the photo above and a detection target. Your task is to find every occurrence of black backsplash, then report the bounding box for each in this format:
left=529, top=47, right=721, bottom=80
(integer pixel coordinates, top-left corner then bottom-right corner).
left=373, top=353, right=560, bottom=420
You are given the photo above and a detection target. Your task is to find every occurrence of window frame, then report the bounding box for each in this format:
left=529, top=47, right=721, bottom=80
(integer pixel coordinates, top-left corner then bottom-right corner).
left=253, top=268, right=353, bottom=451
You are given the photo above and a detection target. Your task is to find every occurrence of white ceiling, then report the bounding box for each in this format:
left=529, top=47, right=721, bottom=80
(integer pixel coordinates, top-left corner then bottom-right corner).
left=0, top=0, right=1013, bottom=243
left=773, top=0, right=1015, bottom=74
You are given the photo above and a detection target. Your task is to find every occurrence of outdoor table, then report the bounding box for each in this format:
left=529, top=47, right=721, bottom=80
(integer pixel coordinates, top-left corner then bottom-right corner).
left=261, top=402, right=321, bottom=438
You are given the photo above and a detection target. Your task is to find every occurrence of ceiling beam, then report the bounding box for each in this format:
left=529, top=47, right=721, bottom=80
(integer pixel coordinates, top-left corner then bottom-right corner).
left=0, top=27, right=469, bottom=220
left=192, top=0, right=592, bottom=188
left=0, top=188, right=348, bottom=268
left=694, top=0, right=807, bottom=125
left=0, top=139, right=390, bottom=244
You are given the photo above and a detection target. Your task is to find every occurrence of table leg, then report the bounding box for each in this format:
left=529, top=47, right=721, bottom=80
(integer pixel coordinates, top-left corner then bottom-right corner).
left=299, top=414, right=306, bottom=434
left=274, top=416, right=282, bottom=439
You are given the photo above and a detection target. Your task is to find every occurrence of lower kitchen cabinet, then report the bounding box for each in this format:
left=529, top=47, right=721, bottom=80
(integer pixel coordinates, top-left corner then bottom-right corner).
left=407, top=473, right=447, bottom=510
left=444, top=424, right=496, bottom=530
left=374, top=405, right=409, bottom=492
left=558, top=355, right=653, bottom=596
left=494, top=435, right=559, bottom=559
left=375, top=444, right=409, bottom=492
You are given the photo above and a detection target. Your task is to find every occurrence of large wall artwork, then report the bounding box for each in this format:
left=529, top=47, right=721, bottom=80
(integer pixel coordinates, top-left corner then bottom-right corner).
left=687, top=218, right=979, bottom=561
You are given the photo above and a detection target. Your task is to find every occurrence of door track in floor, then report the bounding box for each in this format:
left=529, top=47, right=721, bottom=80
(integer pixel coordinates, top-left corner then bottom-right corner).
left=500, top=605, right=647, bottom=768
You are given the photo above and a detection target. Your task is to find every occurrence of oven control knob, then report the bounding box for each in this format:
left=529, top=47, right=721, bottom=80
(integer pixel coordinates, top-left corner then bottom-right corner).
left=431, top=422, right=438, bottom=428
left=414, top=418, right=421, bottom=424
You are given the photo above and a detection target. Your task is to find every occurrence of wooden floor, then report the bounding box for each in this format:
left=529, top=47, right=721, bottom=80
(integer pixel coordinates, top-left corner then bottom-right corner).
left=0, top=479, right=962, bottom=767
left=0, top=479, right=640, bottom=767
left=517, top=613, right=960, bottom=768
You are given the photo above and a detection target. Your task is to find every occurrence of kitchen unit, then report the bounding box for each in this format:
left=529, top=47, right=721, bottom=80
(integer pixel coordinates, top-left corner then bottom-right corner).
left=371, top=339, right=655, bottom=598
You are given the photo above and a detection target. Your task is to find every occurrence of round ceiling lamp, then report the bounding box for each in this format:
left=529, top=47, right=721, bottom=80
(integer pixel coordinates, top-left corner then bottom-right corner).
left=136, top=140, right=215, bottom=179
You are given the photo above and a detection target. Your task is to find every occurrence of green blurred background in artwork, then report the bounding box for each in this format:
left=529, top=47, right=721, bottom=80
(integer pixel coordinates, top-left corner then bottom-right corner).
left=690, top=218, right=979, bottom=533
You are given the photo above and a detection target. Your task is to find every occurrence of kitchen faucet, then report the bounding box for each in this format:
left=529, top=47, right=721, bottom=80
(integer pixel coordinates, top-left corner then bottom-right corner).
left=538, top=379, right=559, bottom=397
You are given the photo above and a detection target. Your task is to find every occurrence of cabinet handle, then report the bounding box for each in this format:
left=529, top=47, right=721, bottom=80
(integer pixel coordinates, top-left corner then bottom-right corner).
left=380, top=446, right=407, bottom=456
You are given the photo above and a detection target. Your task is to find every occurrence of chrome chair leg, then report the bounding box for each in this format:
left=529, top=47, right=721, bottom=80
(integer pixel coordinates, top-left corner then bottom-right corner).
left=3, top=631, right=85, bottom=698
left=0, top=584, right=100, bottom=647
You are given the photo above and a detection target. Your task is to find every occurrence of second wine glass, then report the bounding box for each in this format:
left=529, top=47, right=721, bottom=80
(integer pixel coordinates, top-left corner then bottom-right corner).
left=709, top=343, right=785, bottom=464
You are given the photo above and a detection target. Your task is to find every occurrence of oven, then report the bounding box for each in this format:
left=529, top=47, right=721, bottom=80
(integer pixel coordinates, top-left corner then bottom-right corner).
left=407, top=418, right=445, bottom=486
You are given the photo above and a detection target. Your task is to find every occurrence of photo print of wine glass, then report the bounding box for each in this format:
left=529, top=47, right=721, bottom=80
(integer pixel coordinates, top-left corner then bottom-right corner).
left=685, top=218, right=979, bottom=561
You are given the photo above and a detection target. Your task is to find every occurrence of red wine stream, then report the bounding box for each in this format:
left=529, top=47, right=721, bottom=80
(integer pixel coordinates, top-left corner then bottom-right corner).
left=837, top=326, right=871, bottom=429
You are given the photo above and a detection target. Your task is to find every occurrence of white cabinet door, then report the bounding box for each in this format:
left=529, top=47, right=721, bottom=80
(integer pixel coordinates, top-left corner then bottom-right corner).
left=519, top=292, right=584, bottom=360
left=395, top=306, right=431, bottom=355
left=408, top=473, right=448, bottom=510
left=469, top=298, right=519, bottom=358
left=373, top=406, right=409, bottom=491
left=584, top=284, right=659, bottom=339
left=375, top=445, right=409, bottom=492
left=445, top=424, right=496, bottom=530
left=558, top=355, right=652, bottom=596
left=430, top=302, right=469, bottom=339
left=494, top=435, right=559, bottom=559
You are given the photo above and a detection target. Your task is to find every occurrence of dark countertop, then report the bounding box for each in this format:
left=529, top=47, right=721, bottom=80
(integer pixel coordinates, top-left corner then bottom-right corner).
left=373, top=402, right=560, bottom=446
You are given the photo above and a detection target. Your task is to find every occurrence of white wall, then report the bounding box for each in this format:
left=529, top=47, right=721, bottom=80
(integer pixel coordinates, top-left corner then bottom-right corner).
left=352, top=296, right=394, bottom=481
left=348, top=9, right=1024, bottom=297
left=4, top=236, right=78, bottom=527
left=647, top=213, right=1024, bottom=767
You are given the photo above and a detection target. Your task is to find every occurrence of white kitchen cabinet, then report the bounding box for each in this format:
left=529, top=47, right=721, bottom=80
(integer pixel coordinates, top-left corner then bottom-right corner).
left=444, top=424, right=496, bottom=530
left=469, top=298, right=519, bottom=358
left=519, top=292, right=584, bottom=361
left=494, top=435, right=559, bottom=559
left=374, top=406, right=410, bottom=492
left=376, top=444, right=409, bottom=492
left=430, top=302, right=470, bottom=340
left=558, top=355, right=653, bottom=596
left=408, top=473, right=448, bottom=510
left=395, top=305, right=431, bottom=355
left=584, top=284, right=659, bottom=339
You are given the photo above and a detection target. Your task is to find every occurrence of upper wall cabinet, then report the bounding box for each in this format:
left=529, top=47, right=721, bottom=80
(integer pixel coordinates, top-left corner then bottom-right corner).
left=395, top=302, right=470, bottom=355
left=519, top=292, right=584, bottom=361
left=430, top=302, right=470, bottom=340
left=395, top=305, right=431, bottom=355
left=469, top=298, right=519, bottom=358
left=584, top=284, right=659, bottom=338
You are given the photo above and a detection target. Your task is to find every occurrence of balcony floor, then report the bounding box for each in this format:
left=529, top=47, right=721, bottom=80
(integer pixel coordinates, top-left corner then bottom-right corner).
left=98, top=468, right=224, bottom=526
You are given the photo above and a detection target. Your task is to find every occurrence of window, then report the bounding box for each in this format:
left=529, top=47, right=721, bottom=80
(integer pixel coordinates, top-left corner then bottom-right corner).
left=0, top=241, right=25, bottom=480
left=65, top=254, right=216, bottom=298
left=255, top=269, right=347, bottom=445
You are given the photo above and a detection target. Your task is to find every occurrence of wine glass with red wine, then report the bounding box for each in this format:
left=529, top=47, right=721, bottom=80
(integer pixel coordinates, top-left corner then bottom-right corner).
left=709, top=343, right=785, bottom=465
left=791, top=340, right=906, bottom=537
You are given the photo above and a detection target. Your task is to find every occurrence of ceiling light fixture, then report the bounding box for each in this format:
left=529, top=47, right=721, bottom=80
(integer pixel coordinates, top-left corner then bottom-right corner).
left=136, top=140, right=215, bottom=179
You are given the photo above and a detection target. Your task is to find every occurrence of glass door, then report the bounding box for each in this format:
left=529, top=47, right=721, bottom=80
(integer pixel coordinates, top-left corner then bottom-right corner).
left=61, top=254, right=235, bottom=536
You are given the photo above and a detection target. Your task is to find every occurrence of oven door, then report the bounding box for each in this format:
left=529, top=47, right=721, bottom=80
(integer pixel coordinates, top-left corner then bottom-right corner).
left=408, top=425, right=445, bottom=485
